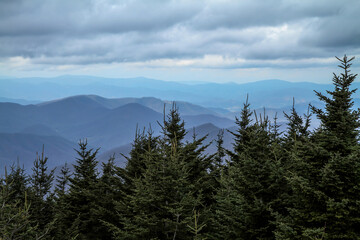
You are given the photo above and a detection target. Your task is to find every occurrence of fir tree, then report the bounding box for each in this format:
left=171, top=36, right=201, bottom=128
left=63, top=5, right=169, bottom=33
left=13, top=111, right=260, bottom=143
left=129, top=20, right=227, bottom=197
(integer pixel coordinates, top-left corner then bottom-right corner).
left=55, top=163, right=71, bottom=198
left=121, top=127, right=158, bottom=191
left=94, top=155, right=123, bottom=240
left=161, top=103, right=186, bottom=147
left=5, top=163, right=29, bottom=206
left=283, top=99, right=311, bottom=148
left=1, top=168, right=45, bottom=240
left=53, top=163, right=71, bottom=240
left=113, top=137, right=202, bottom=240
left=228, top=95, right=254, bottom=162
left=56, top=139, right=101, bottom=240
left=311, top=55, right=359, bottom=156
left=214, top=98, right=282, bottom=239
left=279, top=55, right=360, bottom=239
left=29, top=147, right=55, bottom=232
left=110, top=105, right=210, bottom=239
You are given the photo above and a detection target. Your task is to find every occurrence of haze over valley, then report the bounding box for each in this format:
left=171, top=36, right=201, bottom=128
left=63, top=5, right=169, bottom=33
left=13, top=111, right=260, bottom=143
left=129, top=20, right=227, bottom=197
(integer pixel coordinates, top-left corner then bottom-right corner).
left=2, top=75, right=359, bottom=172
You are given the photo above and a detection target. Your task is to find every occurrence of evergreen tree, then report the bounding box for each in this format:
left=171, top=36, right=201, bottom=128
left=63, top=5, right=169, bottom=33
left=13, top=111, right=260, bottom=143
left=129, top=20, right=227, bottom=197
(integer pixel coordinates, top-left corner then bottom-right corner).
left=113, top=136, right=202, bottom=240
left=283, top=99, right=311, bottom=148
left=311, top=55, right=359, bottom=156
left=110, top=105, right=210, bottom=239
left=5, top=163, right=29, bottom=206
left=55, top=139, right=101, bottom=240
left=94, top=155, right=123, bottom=240
left=279, top=55, right=360, bottom=239
left=161, top=103, right=186, bottom=148
left=228, top=95, right=254, bottom=162
left=29, top=147, right=55, bottom=232
left=209, top=129, right=225, bottom=188
left=55, top=163, right=71, bottom=198
left=160, top=103, right=212, bottom=200
left=1, top=168, right=45, bottom=240
left=52, top=163, right=71, bottom=240
left=214, top=98, right=282, bottom=239
left=121, top=127, right=158, bottom=191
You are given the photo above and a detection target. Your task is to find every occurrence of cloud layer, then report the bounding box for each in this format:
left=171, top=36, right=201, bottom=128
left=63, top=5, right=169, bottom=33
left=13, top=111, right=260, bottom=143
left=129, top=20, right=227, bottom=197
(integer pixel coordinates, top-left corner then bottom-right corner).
left=1, top=0, right=360, bottom=76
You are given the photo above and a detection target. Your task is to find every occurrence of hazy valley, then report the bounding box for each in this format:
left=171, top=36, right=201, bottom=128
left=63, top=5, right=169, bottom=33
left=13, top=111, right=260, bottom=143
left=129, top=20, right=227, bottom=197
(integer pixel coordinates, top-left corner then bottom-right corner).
left=2, top=76, right=358, bottom=172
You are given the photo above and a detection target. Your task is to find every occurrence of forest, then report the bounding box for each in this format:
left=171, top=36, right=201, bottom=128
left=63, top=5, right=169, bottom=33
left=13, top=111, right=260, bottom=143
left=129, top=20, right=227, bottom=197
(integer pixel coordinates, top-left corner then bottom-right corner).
left=1, top=55, right=360, bottom=240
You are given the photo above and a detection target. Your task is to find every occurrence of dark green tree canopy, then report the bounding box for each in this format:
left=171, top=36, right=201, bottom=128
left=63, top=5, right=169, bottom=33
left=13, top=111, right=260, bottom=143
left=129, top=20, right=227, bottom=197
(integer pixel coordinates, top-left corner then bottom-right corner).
left=311, top=55, right=360, bottom=155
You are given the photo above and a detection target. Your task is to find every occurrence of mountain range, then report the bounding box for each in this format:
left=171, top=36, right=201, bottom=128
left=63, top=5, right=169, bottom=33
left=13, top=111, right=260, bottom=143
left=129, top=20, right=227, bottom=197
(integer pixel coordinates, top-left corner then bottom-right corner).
left=0, top=95, right=238, bottom=172
left=1, top=76, right=360, bottom=173
left=3, top=75, right=358, bottom=110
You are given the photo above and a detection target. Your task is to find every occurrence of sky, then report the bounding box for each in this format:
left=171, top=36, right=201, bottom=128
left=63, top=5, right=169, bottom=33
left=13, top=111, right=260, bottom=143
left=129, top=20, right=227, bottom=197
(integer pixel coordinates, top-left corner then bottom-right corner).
left=0, top=0, right=359, bottom=83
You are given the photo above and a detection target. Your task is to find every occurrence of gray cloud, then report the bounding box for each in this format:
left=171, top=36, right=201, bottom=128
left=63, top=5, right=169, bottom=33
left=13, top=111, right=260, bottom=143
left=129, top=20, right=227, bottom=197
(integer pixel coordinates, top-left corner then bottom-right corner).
left=0, top=0, right=359, bottom=69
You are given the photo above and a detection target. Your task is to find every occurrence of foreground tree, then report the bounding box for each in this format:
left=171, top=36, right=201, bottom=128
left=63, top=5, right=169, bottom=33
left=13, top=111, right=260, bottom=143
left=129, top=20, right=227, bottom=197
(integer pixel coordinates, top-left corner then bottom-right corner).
left=54, top=140, right=102, bottom=240
left=0, top=169, right=46, bottom=240
left=109, top=105, right=209, bottom=239
left=29, top=147, right=55, bottom=232
left=213, top=99, right=283, bottom=239
left=311, top=55, right=360, bottom=156
left=280, top=55, right=360, bottom=239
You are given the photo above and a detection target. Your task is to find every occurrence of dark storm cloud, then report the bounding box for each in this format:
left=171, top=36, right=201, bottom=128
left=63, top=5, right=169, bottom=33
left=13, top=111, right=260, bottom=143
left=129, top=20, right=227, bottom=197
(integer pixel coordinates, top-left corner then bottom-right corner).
left=0, top=0, right=359, bottom=68
left=300, top=2, right=360, bottom=48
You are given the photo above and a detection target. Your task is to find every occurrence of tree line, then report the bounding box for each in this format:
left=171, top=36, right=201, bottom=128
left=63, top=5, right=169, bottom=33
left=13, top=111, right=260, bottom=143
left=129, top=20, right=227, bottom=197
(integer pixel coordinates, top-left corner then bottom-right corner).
left=1, top=55, right=360, bottom=239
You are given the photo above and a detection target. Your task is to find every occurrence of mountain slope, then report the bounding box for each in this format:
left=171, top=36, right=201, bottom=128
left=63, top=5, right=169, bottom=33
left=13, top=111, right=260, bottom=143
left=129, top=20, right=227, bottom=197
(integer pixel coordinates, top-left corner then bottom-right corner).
left=0, top=133, right=77, bottom=171
left=62, top=103, right=163, bottom=150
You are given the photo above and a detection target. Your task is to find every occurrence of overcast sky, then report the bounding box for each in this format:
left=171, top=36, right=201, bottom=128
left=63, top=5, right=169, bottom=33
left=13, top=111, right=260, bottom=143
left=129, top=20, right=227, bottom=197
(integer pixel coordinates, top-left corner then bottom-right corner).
left=0, top=0, right=359, bottom=83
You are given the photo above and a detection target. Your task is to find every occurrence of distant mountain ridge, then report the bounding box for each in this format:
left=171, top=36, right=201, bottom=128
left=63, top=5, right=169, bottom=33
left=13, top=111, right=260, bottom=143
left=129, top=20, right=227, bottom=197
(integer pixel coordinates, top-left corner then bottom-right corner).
left=38, top=95, right=221, bottom=116
left=2, top=75, right=355, bottom=110
left=0, top=94, right=239, bottom=172
left=2, top=76, right=359, bottom=173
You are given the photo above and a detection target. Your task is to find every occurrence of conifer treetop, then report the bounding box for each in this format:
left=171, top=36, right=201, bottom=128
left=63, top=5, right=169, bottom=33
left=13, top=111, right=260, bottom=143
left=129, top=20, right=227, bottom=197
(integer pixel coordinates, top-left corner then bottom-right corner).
left=311, top=55, right=359, bottom=155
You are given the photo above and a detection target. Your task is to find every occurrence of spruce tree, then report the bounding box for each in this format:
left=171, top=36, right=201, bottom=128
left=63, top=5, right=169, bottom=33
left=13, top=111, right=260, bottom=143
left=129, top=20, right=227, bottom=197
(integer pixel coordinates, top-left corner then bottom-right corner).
left=228, top=95, right=254, bottom=162
left=5, top=163, right=29, bottom=206
left=113, top=135, right=202, bottom=240
left=161, top=103, right=186, bottom=148
left=56, top=140, right=101, bottom=240
left=314, top=56, right=360, bottom=239
left=214, top=98, right=282, bottom=239
left=29, top=147, right=55, bottom=232
left=94, top=155, right=123, bottom=240
left=121, top=127, right=158, bottom=191
left=1, top=168, right=44, bottom=239
left=283, top=99, right=311, bottom=148
left=279, top=55, right=360, bottom=239
left=53, top=163, right=71, bottom=240
left=55, top=163, right=71, bottom=198
left=110, top=105, right=209, bottom=239
left=311, top=55, right=359, bottom=156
